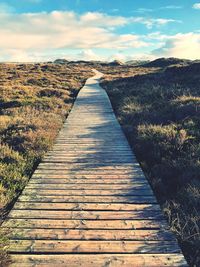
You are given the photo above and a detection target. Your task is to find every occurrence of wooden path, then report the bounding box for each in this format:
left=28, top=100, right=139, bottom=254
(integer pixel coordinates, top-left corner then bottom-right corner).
left=2, top=71, right=187, bottom=266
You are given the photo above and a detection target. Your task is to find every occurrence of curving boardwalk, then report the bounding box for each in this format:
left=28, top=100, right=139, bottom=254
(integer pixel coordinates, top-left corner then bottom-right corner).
left=2, top=71, right=187, bottom=266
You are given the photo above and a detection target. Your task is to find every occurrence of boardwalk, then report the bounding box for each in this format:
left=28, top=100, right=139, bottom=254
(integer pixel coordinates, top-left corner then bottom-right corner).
left=2, top=71, right=187, bottom=266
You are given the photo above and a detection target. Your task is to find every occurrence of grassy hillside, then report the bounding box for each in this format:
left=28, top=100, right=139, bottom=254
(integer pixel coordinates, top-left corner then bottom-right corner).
left=0, top=63, right=92, bottom=212
left=100, top=63, right=200, bottom=266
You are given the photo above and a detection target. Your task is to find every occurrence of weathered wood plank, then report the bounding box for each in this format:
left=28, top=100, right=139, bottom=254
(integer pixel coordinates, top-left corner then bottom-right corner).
left=9, top=210, right=164, bottom=220
left=36, top=165, right=140, bottom=170
left=49, top=149, right=134, bottom=152
left=43, top=155, right=134, bottom=158
left=31, top=174, right=146, bottom=179
left=37, top=164, right=141, bottom=169
left=9, top=254, right=187, bottom=267
left=8, top=229, right=175, bottom=241
left=22, top=188, right=154, bottom=196
left=34, top=170, right=143, bottom=175
left=29, top=179, right=144, bottom=184
left=13, top=203, right=161, bottom=211
left=8, top=240, right=181, bottom=253
left=25, top=184, right=150, bottom=190
left=49, top=152, right=132, bottom=155
left=18, top=195, right=157, bottom=203
left=41, top=160, right=134, bottom=164
left=31, top=172, right=145, bottom=177
left=3, top=219, right=166, bottom=229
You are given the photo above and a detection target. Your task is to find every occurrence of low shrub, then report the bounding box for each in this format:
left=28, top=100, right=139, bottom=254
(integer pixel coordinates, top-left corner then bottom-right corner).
left=100, top=64, right=200, bottom=266
left=0, top=63, right=92, bottom=210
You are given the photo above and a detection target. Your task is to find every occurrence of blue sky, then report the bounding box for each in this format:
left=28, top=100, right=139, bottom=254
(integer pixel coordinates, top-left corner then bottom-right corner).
left=0, top=0, right=200, bottom=61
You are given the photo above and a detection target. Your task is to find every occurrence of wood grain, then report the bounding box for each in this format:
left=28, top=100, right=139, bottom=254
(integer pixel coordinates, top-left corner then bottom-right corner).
left=9, top=254, right=187, bottom=267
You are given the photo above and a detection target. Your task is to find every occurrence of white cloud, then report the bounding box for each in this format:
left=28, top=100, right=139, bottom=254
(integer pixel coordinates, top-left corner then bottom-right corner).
left=135, top=8, right=153, bottom=13
left=0, top=9, right=181, bottom=61
left=108, top=53, right=126, bottom=62
left=111, top=9, right=119, bottom=13
left=159, top=5, right=183, bottom=10
left=0, top=11, right=146, bottom=53
left=152, top=32, right=200, bottom=59
left=0, top=48, right=47, bottom=62
left=193, top=3, right=200, bottom=9
left=80, top=12, right=128, bottom=27
left=131, top=17, right=180, bottom=29
left=146, top=31, right=167, bottom=40
left=77, top=49, right=102, bottom=61
left=108, top=52, right=155, bottom=62
left=135, top=5, right=182, bottom=13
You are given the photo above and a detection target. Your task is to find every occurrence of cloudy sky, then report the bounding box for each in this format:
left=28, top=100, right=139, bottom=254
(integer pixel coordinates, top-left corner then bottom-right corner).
left=0, top=0, right=200, bottom=62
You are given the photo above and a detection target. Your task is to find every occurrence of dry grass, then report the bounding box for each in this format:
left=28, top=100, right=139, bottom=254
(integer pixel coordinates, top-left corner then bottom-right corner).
left=0, top=62, right=93, bottom=262
left=100, top=64, right=200, bottom=267
left=0, top=63, right=92, bottom=210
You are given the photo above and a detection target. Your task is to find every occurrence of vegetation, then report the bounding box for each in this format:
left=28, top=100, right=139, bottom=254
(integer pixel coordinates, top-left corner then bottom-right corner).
left=0, top=59, right=200, bottom=266
left=100, top=62, right=200, bottom=266
left=0, top=63, right=92, bottom=211
left=0, top=62, right=92, bottom=263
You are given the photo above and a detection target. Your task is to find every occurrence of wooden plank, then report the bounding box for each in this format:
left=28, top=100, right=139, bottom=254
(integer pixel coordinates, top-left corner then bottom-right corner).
left=31, top=172, right=145, bottom=177
left=32, top=172, right=146, bottom=179
left=3, top=219, right=166, bottom=229
left=43, top=155, right=134, bottom=159
left=50, top=146, right=132, bottom=149
left=9, top=254, right=187, bottom=267
left=34, top=168, right=140, bottom=171
left=13, top=203, right=161, bottom=211
left=43, top=156, right=134, bottom=159
left=25, top=184, right=150, bottom=190
left=34, top=170, right=143, bottom=175
left=18, top=195, right=157, bottom=203
left=8, top=210, right=164, bottom=220
left=8, top=240, right=181, bottom=253
left=36, top=164, right=140, bottom=168
left=31, top=174, right=146, bottom=179
left=43, top=157, right=134, bottom=161
left=8, top=229, right=175, bottom=241
left=44, top=153, right=134, bottom=157
left=49, top=149, right=134, bottom=152
left=22, top=189, right=153, bottom=196
left=41, top=160, right=134, bottom=164
left=37, top=165, right=139, bottom=169
left=36, top=164, right=141, bottom=169
left=29, top=179, right=145, bottom=184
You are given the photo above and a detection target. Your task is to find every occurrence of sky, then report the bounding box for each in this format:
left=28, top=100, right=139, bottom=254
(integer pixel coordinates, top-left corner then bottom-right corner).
left=0, top=0, right=200, bottom=62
